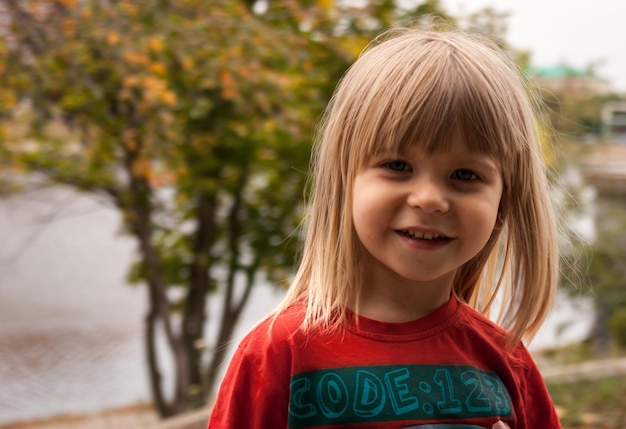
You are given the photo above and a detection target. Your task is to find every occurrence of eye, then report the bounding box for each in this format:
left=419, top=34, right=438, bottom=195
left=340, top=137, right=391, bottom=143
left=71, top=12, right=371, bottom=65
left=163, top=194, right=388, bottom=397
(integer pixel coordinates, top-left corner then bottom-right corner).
left=384, top=160, right=411, bottom=172
left=452, top=169, right=479, bottom=181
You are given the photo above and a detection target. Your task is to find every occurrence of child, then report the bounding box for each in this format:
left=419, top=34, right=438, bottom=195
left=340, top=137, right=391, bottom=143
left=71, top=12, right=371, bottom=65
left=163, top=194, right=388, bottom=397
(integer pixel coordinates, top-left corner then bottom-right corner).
left=208, top=28, right=561, bottom=428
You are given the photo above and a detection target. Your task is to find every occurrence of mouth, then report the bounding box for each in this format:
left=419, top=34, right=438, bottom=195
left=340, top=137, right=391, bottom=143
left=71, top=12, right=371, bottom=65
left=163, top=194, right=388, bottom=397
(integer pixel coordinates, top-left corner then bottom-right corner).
left=397, top=229, right=451, bottom=241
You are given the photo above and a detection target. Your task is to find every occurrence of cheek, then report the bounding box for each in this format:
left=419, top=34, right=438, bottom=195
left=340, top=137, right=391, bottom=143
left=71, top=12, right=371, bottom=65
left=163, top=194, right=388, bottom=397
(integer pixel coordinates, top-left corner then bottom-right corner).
left=351, top=192, right=381, bottom=244
left=478, top=201, right=502, bottom=241
left=351, top=180, right=370, bottom=228
left=351, top=201, right=370, bottom=240
left=462, top=197, right=500, bottom=233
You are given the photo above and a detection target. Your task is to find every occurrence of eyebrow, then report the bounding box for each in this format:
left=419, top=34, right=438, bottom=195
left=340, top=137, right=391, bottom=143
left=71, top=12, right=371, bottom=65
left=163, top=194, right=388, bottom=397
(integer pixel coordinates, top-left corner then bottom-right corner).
left=460, top=154, right=500, bottom=170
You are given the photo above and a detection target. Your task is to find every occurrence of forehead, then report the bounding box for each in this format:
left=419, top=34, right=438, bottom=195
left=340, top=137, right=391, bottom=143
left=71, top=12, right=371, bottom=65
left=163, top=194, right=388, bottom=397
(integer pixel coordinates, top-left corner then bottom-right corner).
left=363, top=125, right=503, bottom=168
left=400, top=135, right=498, bottom=160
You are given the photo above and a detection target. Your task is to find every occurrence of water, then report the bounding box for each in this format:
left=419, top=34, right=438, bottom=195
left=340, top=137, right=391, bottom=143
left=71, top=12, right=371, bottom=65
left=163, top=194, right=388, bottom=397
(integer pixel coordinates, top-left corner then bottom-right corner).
left=0, top=185, right=147, bottom=423
left=0, top=184, right=592, bottom=424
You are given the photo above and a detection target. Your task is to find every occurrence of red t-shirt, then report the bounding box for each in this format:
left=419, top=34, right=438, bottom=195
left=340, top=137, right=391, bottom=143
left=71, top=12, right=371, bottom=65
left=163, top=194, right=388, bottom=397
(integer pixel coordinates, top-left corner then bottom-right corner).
left=208, top=296, right=561, bottom=428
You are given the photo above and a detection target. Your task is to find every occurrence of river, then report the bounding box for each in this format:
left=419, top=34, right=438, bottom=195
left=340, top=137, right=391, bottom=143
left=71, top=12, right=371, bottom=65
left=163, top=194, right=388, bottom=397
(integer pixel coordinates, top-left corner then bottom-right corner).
left=0, top=183, right=593, bottom=424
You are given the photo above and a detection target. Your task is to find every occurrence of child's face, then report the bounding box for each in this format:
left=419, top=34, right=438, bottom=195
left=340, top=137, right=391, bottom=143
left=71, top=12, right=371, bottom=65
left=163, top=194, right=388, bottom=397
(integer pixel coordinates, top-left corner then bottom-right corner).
left=351, top=136, right=503, bottom=294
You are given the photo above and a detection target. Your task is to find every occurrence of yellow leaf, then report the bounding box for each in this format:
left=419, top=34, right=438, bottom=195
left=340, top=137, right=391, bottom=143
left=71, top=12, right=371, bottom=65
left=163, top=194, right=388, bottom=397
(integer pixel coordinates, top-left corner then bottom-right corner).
left=132, top=158, right=151, bottom=180
left=149, top=62, right=166, bottom=75
left=150, top=167, right=177, bottom=187
left=107, top=31, right=120, bottom=45
left=230, top=45, right=243, bottom=57
left=0, top=92, right=17, bottom=110
left=56, top=0, right=78, bottom=7
left=181, top=57, right=194, bottom=71
left=123, top=52, right=150, bottom=66
left=148, top=37, right=164, bottom=53
left=219, top=70, right=238, bottom=100
left=339, top=36, right=369, bottom=59
left=122, top=75, right=139, bottom=88
left=160, top=91, right=177, bottom=106
left=120, top=2, right=138, bottom=16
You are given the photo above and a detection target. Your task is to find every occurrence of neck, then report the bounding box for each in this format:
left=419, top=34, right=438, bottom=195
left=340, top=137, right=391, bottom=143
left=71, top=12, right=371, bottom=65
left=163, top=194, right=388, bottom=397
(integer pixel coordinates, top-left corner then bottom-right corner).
left=355, top=273, right=454, bottom=323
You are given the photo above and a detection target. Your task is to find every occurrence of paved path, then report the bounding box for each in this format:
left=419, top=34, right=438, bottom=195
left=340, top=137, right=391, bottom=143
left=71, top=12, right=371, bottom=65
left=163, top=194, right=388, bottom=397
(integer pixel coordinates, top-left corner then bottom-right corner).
left=152, top=407, right=210, bottom=429
left=539, top=356, right=626, bottom=383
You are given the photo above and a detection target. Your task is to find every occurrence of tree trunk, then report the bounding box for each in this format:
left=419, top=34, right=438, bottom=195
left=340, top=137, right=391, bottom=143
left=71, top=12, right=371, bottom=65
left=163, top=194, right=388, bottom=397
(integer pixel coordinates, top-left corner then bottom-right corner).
left=204, top=164, right=256, bottom=393
left=123, top=137, right=190, bottom=416
left=145, top=299, right=170, bottom=416
left=183, top=192, right=217, bottom=408
left=204, top=271, right=256, bottom=394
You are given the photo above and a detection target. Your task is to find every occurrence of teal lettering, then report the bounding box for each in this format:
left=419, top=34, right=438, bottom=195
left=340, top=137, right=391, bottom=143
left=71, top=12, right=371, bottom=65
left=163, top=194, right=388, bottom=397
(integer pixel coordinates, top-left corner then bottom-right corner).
left=384, top=368, right=419, bottom=415
left=317, top=372, right=349, bottom=418
left=482, top=373, right=512, bottom=415
left=434, top=369, right=462, bottom=414
left=287, top=364, right=513, bottom=429
left=354, top=370, right=386, bottom=418
left=289, top=377, right=316, bottom=419
left=461, top=370, right=491, bottom=412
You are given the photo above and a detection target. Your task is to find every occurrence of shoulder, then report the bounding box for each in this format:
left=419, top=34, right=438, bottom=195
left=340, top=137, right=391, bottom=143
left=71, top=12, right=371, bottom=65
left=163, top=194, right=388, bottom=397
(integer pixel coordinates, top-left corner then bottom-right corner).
left=217, top=303, right=307, bottom=393
left=455, top=299, right=510, bottom=343
left=236, top=301, right=307, bottom=356
left=209, top=305, right=307, bottom=428
left=454, top=300, right=538, bottom=367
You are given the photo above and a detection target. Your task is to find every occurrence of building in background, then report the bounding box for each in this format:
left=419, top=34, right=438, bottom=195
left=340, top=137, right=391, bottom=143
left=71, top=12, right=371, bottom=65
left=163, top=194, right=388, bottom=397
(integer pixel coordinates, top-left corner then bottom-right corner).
left=602, top=101, right=626, bottom=143
left=527, top=65, right=612, bottom=96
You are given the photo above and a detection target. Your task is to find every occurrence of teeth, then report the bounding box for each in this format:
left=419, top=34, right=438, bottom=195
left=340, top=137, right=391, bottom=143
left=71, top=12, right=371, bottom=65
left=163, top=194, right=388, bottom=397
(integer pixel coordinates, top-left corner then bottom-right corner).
left=404, top=230, right=443, bottom=240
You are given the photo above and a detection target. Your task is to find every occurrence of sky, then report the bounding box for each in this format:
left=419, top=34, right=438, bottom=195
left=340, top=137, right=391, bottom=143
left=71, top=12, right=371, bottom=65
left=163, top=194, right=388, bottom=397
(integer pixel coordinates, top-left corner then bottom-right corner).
left=442, top=0, right=626, bottom=93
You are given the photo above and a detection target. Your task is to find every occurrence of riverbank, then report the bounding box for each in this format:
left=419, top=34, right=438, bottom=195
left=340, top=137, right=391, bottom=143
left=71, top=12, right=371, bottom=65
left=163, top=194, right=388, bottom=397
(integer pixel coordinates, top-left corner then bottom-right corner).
left=0, top=404, right=211, bottom=429
left=0, top=404, right=159, bottom=429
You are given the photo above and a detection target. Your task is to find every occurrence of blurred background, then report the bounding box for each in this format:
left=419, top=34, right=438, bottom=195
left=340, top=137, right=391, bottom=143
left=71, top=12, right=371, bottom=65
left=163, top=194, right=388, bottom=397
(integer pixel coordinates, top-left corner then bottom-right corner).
left=0, top=1, right=625, bottom=428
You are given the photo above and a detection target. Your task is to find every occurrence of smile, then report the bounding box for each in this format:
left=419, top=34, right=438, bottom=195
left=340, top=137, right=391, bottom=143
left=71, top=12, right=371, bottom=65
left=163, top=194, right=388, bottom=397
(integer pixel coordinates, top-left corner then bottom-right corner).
left=397, top=229, right=450, bottom=240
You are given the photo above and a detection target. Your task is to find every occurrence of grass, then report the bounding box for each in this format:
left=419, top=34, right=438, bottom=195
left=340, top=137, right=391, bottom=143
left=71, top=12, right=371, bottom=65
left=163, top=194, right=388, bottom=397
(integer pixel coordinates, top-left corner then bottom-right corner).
left=548, top=375, right=626, bottom=428
left=540, top=342, right=626, bottom=428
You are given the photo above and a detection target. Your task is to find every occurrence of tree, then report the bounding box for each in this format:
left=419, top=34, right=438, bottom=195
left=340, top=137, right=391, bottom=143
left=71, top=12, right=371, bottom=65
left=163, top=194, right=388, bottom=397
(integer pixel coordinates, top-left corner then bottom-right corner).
left=0, top=0, right=514, bottom=418
left=0, top=0, right=327, bottom=416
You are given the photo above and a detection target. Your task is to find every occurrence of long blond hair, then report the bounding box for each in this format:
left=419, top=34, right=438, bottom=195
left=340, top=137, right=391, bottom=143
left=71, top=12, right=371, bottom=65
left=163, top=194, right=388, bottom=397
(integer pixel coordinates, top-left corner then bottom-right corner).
left=280, top=28, right=558, bottom=349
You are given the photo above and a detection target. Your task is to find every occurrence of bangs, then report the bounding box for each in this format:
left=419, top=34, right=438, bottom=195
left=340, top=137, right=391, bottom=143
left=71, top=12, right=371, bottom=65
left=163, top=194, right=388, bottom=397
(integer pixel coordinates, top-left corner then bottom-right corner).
left=335, top=31, right=527, bottom=171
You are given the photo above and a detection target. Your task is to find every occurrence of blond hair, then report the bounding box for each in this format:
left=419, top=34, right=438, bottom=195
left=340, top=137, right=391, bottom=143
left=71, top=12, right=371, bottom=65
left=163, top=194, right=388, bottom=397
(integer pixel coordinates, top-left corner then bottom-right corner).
left=279, top=28, right=558, bottom=349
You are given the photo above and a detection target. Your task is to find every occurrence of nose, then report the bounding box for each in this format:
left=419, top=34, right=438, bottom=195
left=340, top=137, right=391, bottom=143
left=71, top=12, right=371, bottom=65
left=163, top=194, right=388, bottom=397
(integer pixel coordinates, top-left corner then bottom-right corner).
left=406, top=176, right=450, bottom=214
